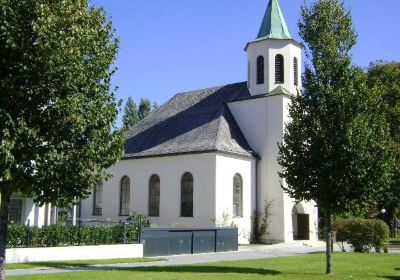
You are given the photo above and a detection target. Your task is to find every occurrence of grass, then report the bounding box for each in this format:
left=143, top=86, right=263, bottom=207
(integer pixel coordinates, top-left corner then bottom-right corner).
left=8, top=253, right=400, bottom=279
left=6, top=258, right=163, bottom=270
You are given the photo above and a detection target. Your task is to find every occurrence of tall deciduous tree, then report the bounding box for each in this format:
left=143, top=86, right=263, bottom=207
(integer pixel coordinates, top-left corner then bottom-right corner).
left=368, top=61, right=400, bottom=236
left=278, top=0, right=392, bottom=274
left=138, top=98, right=151, bottom=120
left=0, top=0, right=125, bottom=278
left=122, top=97, right=139, bottom=128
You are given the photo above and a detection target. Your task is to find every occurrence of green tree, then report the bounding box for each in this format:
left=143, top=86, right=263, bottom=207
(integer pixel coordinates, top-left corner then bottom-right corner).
left=138, top=98, right=151, bottom=120
left=367, top=61, right=400, bottom=236
left=278, top=0, right=392, bottom=274
left=0, top=1, right=125, bottom=278
left=122, top=96, right=139, bottom=128
left=152, top=101, right=159, bottom=112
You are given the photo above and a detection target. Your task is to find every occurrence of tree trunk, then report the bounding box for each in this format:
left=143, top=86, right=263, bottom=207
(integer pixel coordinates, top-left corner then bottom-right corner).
left=0, top=188, right=11, bottom=280
left=325, top=209, right=333, bottom=274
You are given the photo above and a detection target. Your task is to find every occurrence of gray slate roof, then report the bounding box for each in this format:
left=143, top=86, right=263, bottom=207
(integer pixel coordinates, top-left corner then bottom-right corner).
left=124, top=82, right=257, bottom=159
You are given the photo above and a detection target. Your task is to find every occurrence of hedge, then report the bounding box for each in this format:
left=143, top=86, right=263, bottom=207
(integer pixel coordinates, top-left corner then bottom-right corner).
left=7, top=223, right=141, bottom=248
left=332, top=218, right=390, bottom=253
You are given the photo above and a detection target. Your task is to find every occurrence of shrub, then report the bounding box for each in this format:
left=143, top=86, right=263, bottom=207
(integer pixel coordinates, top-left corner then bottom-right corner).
left=332, top=218, right=350, bottom=252
left=127, top=212, right=150, bottom=227
left=7, top=223, right=142, bottom=248
left=332, top=218, right=389, bottom=253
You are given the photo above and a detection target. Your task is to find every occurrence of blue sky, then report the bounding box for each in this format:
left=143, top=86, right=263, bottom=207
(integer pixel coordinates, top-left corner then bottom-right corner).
left=91, top=0, right=400, bottom=126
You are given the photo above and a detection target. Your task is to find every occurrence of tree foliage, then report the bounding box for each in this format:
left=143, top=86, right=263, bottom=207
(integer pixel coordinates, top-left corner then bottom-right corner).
left=152, top=101, right=159, bottom=112
left=138, top=98, right=152, bottom=121
left=0, top=0, right=125, bottom=277
left=122, top=97, right=159, bottom=129
left=122, top=97, right=139, bottom=128
left=278, top=0, right=392, bottom=274
left=367, top=62, right=400, bottom=234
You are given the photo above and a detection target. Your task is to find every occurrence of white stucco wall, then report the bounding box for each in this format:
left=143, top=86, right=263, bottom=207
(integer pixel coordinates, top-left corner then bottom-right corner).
left=229, top=93, right=318, bottom=243
left=7, top=244, right=143, bottom=264
left=80, top=152, right=256, bottom=244
left=80, top=153, right=217, bottom=228
left=215, top=154, right=256, bottom=244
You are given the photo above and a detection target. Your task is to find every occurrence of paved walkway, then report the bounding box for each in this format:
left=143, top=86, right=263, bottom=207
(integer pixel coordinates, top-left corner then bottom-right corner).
left=6, top=241, right=398, bottom=277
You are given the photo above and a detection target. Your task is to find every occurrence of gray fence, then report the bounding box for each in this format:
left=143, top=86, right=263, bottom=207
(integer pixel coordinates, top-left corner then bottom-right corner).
left=140, top=228, right=238, bottom=257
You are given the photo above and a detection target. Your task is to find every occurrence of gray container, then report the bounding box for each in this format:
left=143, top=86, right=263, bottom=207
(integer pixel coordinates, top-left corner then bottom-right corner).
left=141, top=228, right=238, bottom=257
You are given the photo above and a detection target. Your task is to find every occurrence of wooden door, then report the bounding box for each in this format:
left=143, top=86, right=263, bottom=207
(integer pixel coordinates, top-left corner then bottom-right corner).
left=297, top=214, right=310, bottom=240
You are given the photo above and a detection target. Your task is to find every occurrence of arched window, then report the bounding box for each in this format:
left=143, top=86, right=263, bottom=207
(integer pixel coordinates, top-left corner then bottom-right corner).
left=92, top=183, right=103, bottom=216
left=256, top=56, right=265, bottom=85
left=149, top=174, right=160, bottom=217
left=181, top=172, right=193, bottom=217
left=233, top=174, right=243, bottom=217
left=119, top=176, right=130, bottom=216
left=293, top=57, right=299, bottom=86
left=275, top=54, right=284, bottom=83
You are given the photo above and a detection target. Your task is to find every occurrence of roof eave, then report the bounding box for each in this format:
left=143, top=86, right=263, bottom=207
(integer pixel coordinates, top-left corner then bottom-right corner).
left=244, top=37, right=303, bottom=51
left=122, top=149, right=259, bottom=161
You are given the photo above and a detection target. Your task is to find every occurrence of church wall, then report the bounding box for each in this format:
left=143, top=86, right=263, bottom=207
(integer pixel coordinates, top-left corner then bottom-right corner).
left=264, top=94, right=287, bottom=242
left=215, top=154, right=256, bottom=244
left=229, top=94, right=318, bottom=243
left=80, top=153, right=217, bottom=228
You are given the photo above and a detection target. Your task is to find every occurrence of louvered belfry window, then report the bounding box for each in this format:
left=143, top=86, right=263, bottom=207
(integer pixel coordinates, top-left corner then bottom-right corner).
left=293, top=57, right=299, bottom=86
left=256, top=56, right=265, bottom=85
left=149, top=174, right=160, bottom=217
left=275, top=54, right=284, bottom=83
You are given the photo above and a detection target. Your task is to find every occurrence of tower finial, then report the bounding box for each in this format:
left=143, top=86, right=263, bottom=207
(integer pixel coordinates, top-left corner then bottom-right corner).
left=257, top=0, right=291, bottom=40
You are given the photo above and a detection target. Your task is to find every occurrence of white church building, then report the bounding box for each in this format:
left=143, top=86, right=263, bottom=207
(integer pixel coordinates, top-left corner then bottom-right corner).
left=79, top=0, right=318, bottom=244
left=8, top=0, right=317, bottom=244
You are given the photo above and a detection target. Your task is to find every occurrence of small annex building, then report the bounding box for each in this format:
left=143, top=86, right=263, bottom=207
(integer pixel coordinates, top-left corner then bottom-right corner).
left=80, top=0, right=318, bottom=244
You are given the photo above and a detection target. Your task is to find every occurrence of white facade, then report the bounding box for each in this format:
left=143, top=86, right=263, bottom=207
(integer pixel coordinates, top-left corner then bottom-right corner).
left=80, top=153, right=256, bottom=244
left=9, top=194, right=51, bottom=227
left=9, top=194, right=77, bottom=227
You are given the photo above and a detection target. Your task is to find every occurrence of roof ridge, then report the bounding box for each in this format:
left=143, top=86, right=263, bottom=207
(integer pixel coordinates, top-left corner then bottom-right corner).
left=174, top=81, right=247, bottom=97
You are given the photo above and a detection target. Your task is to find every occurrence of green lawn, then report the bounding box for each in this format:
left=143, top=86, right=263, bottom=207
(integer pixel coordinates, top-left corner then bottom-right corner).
left=6, top=258, right=162, bottom=270
left=8, top=253, right=400, bottom=279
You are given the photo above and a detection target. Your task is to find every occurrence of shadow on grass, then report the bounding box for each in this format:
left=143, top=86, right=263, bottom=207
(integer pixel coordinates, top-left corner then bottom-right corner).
left=380, top=268, right=400, bottom=280
left=10, top=263, right=281, bottom=276
left=119, top=266, right=281, bottom=275
left=51, top=262, right=95, bottom=268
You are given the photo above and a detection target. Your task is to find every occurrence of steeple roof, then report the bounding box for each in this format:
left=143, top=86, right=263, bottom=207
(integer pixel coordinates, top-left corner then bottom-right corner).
left=256, top=0, right=292, bottom=40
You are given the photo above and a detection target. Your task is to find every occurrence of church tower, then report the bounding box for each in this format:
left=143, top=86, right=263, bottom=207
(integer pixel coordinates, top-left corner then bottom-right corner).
left=229, top=0, right=318, bottom=243
left=246, top=0, right=302, bottom=96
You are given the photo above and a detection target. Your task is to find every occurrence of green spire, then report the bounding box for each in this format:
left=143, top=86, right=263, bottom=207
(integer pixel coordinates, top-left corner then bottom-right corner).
left=257, top=0, right=292, bottom=40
